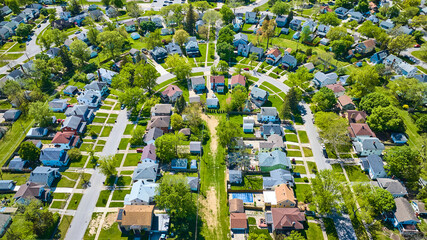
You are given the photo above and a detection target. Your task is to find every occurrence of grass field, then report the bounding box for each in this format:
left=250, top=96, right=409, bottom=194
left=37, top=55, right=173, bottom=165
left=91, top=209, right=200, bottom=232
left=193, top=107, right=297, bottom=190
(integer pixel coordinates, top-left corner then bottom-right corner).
left=0, top=118, right=35, bottom=166
left=294, top=184, right=312, bottom=202
left=57, top=215, right=74, bottom=240
left=344, top=165, right=369, bottom=182
left=112, top=189, right=130, bottom=200
left=303, top=147, right=313, bottom=157
left=287, top=150, right=303, bottom=157
left=123, top=153, right=141, bottom=166
left=285, top=134, right=299, bottom=143
left=100, top=126, right=113, bottom=137
left=68, top=193, right=83, bottom=210
left=304, top=222, right=324, bottom=240
left=298, top=130, right=309, bottom=143
left=50, top=200, right=67, bottom=209
left=293, top=165, right=306, bottom=174
left=118, top=138, right=130, bottom=150
left=124, top=124, right=135, bottom=135
left=96, top=190, right=112, bottom=207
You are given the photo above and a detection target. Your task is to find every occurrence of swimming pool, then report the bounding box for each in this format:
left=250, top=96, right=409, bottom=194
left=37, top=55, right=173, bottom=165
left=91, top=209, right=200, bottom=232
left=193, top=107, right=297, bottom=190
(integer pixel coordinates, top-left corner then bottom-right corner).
left=232, top=193, right=253, bottom=203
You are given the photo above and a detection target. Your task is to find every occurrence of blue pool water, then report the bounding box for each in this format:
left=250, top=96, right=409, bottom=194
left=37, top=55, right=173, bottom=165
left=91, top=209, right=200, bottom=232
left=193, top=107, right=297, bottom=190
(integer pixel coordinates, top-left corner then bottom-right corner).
left=232, top=193, right=253, bottom=203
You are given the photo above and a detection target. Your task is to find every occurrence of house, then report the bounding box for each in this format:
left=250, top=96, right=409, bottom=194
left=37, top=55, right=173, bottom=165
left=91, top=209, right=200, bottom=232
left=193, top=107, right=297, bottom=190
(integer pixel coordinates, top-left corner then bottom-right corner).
left=84, top=81, right=108, bottom=95
left=230, top=213, right=248, bottom=232
left=151, top=104, right=172, bottom=117
left=384, top=54, right=403, bottom=68
left=46, top=47, right=60, bottom=58
left=190, top=141, right=202, bottom=154
left=39, top=148, right=69, bottom=167
left=179, top=128, right=191, bottom=138
left=48, top=99, right=68, bottom=112
left=206, top=96, right=219, bottom=109
left=0, top=214, right=11, bottom=237
left=187, top=177, right=199, bottom=191
left=116, top=205, right=154, bottom=232
left=25, top=139, right=42, bottom=148
left=321, top=38, right=331, bottom=46
left=233, top=33, right=248, bottom=47
left=150, top=46, right=168, bottom=62
left=243, top=117, right=255, bottom=133
left=380, top=20, right=394, bottom=30
left=258, top=150, right=291, bottom=172
left=265, top=48, right=282, bottom=65
left=106, top=7, right=117, bottom=18
left=132, top=162, right=158, bottom=182
left=3, top=109, right=21, bottom=121
left=263, top=169, right=294, bottom=189
left=51, top=132, right=80, bottom=150
left=210, top=76, right=225, bottom=93
left=335, top=7, right=349, bottom=18
left=274, top=184, right=297, bottom=207
left=140, top=144, right=156, bottom=163
left=123, top=20, right=137, bottom=32
left=130, top=32, right=140, bottom=40
left=186, top=37, right=199, bottom=57
left=360, top=155, right=386, bottom=179
left=161, top=85, right=182, bottom=103
left=326, top=84, right=345, bottom=97
left=147, top=116, right=170, bottom=132
left=151, top=16, right=163, bottom=28
left=29, top=166, right=60, bottom=187
left=165, top=42, right=182, bottom=56
left=0, top=180, right=15, bottom=193
left=396, top=62, right=417, bottom=78
left=260, top=123, right=283, bottom=138
left=13, top=182, right=51, bottom=203
left=411, top=200, right=427, bottom=218
left=52, top=19, right=72, bottom=30
left=289, top=19, right=302, bottom=31
left=355, top=39, right=376, bottom=54
left=26, top=127, right=48, bottom=138
left=385, top=198, right=420, bottom=236
left=190, top=159, right=197, bottom=170
left=89, top=9, right=103, bottom=21
left=280, top=53, right=297, bottom=70
left=230, top=198, right=244, bottom=213
left=257, top=107, right=279, bottom=123
left=349, top=11, right=364, bottom=23
left=302, top=20, right=317, bottom=32
left=399, top=25, right=414, bottom=35
left=353, top=137, right=385, bottom=156
left=6, top=69, right=24, bottom=82
left=391, top=133, right=408, bottom=144
left=377, top=178, right=408, bottom=197
left=313, top=72, right=338, bottom=87
left=8, top=157, right=28, bottom=171
left=171, top=159, right=188, bottom=170
left=317, top=24, right=330, bottom=37
left=77, top=90, right=102, bottom=108
left=229, top=170, right=243, bottom=184
left=191, top=76, right=206, bottom=93
left=414, top=74, right=427, bottom=83
left=195, top=20, right=204, bottom=31
left=63, top=86, right=78, bottom=96
left=338, top=95, right=356, bottom=111
left=0, top=27, right=11, bottom=41
left=303, top=62, right=315, bottom=72
left=367, top=15, right=379, bottom=23
left=88, top=4, right=98, bottom=11
left=370, top=50, right=388, bottom=64
left=229, top=75, right=246, bottom=90
left=269, top=208, right=305, bottom=232
left=275, top=15, right=288, bottom=27
left=250, top=87, right=269, bottom=108
left=62, top=116, right=86, bottom=134
left=97, top=69, right=117, bottom=85
left=143, top=127, right=164, bottom=145
left=260, top=134, right=285, bottom=152
left=65, top=105, right=94, bottom=122
left=124, top=180, right=158, bottom=205
left=0, top=6, right=12, bottom=16
left=232, top=17, right=244, bottom=31
left=348, top=123, right=376, bottom=140
left=237, top=43, right=264, bottom=59
left=244, top=11, right=257, bottom=24
left=347, top=110, right=368, bottom=123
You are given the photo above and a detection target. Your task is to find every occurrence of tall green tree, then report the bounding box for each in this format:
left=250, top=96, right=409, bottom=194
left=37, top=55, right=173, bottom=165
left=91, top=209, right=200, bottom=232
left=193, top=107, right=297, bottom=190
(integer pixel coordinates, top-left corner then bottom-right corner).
left=287, top=67, right=313, bottom=90
left=384, top=146, right=421, bottom=183
left=144, top=29, right=162, bottom=49
left=173, top=29, right=190, bottom=50
left=311, top=87, right=336, bottom=112
left=388, top=34, right=416, bottom=55
left=87, top=27, right=100, bottom=46
left=359, top=92, right=390, bottom=114
left=366, top=106, right=404, bottom=132
left=18, top=142, right=41, bottom=167
left=261, top=17, right=276, bottom=49
left=112, top=0, right=124, bottom=8
left=29, top=101, right=52, bottom=127
left=220, top=5, right=234, bottom=24
left=155, top=133, right=186, bottom=162
left=69, top=40, right=90, bottom=67
left=228, top=85, right=247, bottom=111
left=6, top=0, right=20, bottom=14
left=348, top=65, right=379, bottom=99
left=68, top=0, right=82, bottom=15
left=216, top=118, right=240, bottom=147
left=98, top=155, right=117, bottom=177
left=217, top=60, right=229, bottom=74
left=202, top=9, right=221, bottom=27
left=185, top=3, right=196, bottom=35
left=58, top=46, right=74, bottom=73
left=318, top=12, right=341, bottom=26
left=16, top=24, right=33, bottom=38
left=387, top=77, right=427, bottom=108
left=315, top=112, right=350, bottom=159
left=271, top=1, right=290, bottom=16
left=165, top=54, right=192, bottom=80
left=312, top=169, right=343, bottom=214
left=97, top=31, right=125, bottom=59
left=118, top=87, right=144, bottom=110
left=51, top=29, right=68, bottom=47
left=300, top=25, right=311, bottom=43
left=126, top=2, right=141, bottom=18
left=175, top=95, right=186, bottom=114
left=134, top=63, right=158, bottom=93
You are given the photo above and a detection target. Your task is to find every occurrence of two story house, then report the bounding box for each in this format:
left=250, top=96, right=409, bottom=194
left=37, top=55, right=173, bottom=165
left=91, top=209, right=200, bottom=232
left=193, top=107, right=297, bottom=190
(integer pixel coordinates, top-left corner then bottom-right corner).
left=150, top=46, right=168, bottom=62
left=259, top=150, right=291, bottom=172
left=51, top=132, right=80, bottom=150
left=29, top=166, right=61, bottom=187
left=161, top=85, right=183, bottom=103
left=355, top=39, right=376, bottom=54
left=77, top=90, right=102, bottom=108
left=257, top=107, right=279, bottom=123
left=353, top=137, right=385, bottom=156
left=65, top=105, right=95, bottom=122
left=250, top=87, right=269, bottom=107
left=210, top=76, right=225, bottom=93
left=191, top=76, right=206, bottom=93
left=186, top=37, right=200, bottom=57
left=265, top=48, right=282, bottom=65
left=124, top=180, right=158, bottom=205
left=384, top=198, right=420, bottom=236
left=39, top=148, right=69, bottom=167
left=229, top=74, right=246, bottom=90
left=48, top=99, right=68, bottom=112
left=245, top=12, right=257, bottom=24
left=313, top=72, right=338, bottom=88
left=62, top=115, right=86, bottom=134
left=360, top=155, right=386, bottom=180
left=233, top=33, right=248, bottom=47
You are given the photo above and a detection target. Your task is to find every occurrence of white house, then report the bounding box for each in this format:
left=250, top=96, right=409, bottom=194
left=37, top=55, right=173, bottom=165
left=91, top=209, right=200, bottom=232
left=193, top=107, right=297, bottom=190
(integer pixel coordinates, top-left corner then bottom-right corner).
left=396, top=62, right=417, bottom=78
left=77, top=90, right=102, bottom=107
left=124, top=180, right=158, bottom=205
left=313, top=72, right=338, bottom=88
left=353, top=137, right=385, bottom=156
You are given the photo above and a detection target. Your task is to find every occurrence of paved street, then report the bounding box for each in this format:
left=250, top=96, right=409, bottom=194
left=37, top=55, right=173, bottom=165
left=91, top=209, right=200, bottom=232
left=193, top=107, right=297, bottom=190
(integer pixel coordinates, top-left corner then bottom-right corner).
left=65, top=109, right=128, bottom=240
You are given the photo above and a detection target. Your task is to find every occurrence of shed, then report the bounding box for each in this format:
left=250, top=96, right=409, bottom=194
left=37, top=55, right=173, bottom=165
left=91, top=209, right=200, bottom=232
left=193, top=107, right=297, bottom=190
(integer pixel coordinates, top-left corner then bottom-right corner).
left=171, top=159, right=188, bottom=170
left=190, top=141, right=202, bottom=154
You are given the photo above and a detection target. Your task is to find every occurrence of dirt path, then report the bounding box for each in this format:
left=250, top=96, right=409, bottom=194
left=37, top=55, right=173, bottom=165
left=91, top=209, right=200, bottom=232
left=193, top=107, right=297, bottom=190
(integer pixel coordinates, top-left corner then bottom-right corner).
left=201, top=114, right=219, bottom=155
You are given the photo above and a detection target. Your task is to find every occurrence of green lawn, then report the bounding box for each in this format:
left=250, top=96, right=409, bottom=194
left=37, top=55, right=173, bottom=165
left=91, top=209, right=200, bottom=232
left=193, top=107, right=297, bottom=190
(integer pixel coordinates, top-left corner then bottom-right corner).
left=261, top=82, right=281, bottom=93
left=2, top=53, right=24, bottom=60
left=94, top=145, right=104, bottom=152
left=248, top=226, right=272, bottom=240
left=287, top=150, right=302, bottom=157
left=96, top=190, right=112, bottom=207
left=304, top=222, right=324, bottom=240
left=1, top=172, right=29, bottom=185
left=109, top=202, right=124, bottom=208
left=76, top=173, right=92, bottom=189
left=123, top=153, right=141, bottom=166
left=113, top=154, right=124, bottom=167
left=80, top=143, right=94, bottom=151
left=124, top=124, right=135, bottom=135
left=293, top=165, right=306, bottom=174
left=67, top=193, right=83, bottom=210
left=101, top=126, right=113, bottom=137
left=56, top=215, right=73, bottom=240
left=294, top=184, right=312, bottom=202
left=70, top=155, right=88, bottom=168
left=50, top=200, right=67, bottom=209
left=344, top=165, right=369, bottom=182
left=100, top=105, right=113, bottom=110
left=53, top=193, right=70, bottom=200
left=0, top=118, right=35, bottom=166
left=98, top=220, right=136, bottom=240
left=298, top=130, right=309, bottom=143
left=112, top=189, right=131, bottom=200
left=87, top=125, right=103, bottom=135
left=118, top=138, right=130, bottom=150
left=116, top=176, right=132, bottom=186
left=195, top=43, right=207, bottom=63
left=154, top=77, right=177, bottom=91
left=92, top=117, right=106, bottom=123
left=303, top=147, right=313, bottom=157
left=285, top=134, right=299, bottom=143
left=56, top=176, right=77, bottom=188
left=96, top=112, right=109, bottom=117
left=230, top=175, right=263, bottom=190
left=307, top=161, right=317, bottom=173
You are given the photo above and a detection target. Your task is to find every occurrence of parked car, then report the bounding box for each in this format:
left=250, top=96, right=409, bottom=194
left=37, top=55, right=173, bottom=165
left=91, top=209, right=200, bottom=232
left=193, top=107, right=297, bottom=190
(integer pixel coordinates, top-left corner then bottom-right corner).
left=75, top=31, right=81, bottom=34
left=244, top=67, right=249, bottom=71
left=414, top=44, right=420, bottom=48
left=136, top=148, right=143, bottom=153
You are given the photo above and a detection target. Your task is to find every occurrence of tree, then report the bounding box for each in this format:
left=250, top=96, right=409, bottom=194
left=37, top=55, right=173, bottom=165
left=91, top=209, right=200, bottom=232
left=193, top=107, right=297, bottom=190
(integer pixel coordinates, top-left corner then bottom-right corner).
left=217, top=60, right=229, bottom=74
left=6, top=0, right=20, bottom=14
left=171, top=113, right=183, bottom=130
left=416, top=115, right=427, bottom=132
left=387, top=77, right=427, bottom=108
left=218, top=26, right=234, bottom=44
left=144, top=29, right=162, bottom=49
left=39, top=30, right=54, bottom=50
left=403, top=0, right=420, bottom=8
left=102, top=0, right=110, bottom=6
left=388, top=34, right=415, bottom=55
left=126, top=2, right=141, bottom=18
left=112, top=0, right=124, bottom=8
left=285, top=231, right=305, bottom=240
left=217, top=41, right=234, bottom=62
left=185, top=4, right=196, bottom=35
left=384, top=146, right=421, bottom=183
left=130, top=126, right=145, bottom=146
left=371, top=187, right=395, bottom=212
left=311, top=87, right=336, bottom=112
left=261, top=18, right=276, bottom=50
left=58, top=46, right=74, bottom=73
left=326, top=27, right=350, bottom=41
left=87, top=27, right=100, bottom=46
left=16, top=24, right=33, bottom=38
left=300, top=26, right=311, bottom=43
left=118, top=87, right=144, bottom=110
left=183, top=104, right=202, bottom=132
left=355, top=0, right=369, bottom=12
left=271, top=2, right=290, bottom=16
left=331, top=39, right=353, bottom=58
left=18, top=142, right=40, bottom=167
left=68, top=0, right=82, bottom=15
left=202, top=9, right=221, bottom=27
left=284, top=87, right=300, bottom=114
left=29, top=101, right=52, bottom=127
left=359, top=92, right=391, bottom=114
left=194, top=1, right=211, bottom=13
left=411, top=15, right=427, bottom=31
left=216, top=118, right=240, bottom=148
left=348, top=65, right=379, bottom=99
left=134, top=63, right=158, bottom=93
left=68, top=148, right=82, bottom=162
left=220, top=5, right=234, bottom=24
left=367, top=106, right=404, bottom=132
left=98, top=155, right=117, bottom=177
left=287, top=67, right=313, bottom=90
left=229, top=85, right=247, bottom=111
left=318, top=12, right=340, bottom=26
left=143, top=96, right=160, bottom=113
left=97, top=31, right=125, bottom=59
left=228, top=0, right=243, bottom=13
left=175, top=95, right=186, bottom=114
left=165, top=54, right=192, bottom=80
left=69, top=40, right=90, bottom=67
left=140, top=21, right=156, bottom=33
left=155, top=133, right=185, bottom=162
left=315, top=112, right=350, bottom=159
left=312, top=170, right=343, bottom=214
left=173, top=29, right=190, bottom=49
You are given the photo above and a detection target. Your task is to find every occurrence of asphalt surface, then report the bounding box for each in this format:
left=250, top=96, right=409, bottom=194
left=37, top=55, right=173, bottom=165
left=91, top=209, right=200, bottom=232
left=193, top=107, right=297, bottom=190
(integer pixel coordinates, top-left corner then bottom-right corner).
left=65, top=109, right=128, bottom=240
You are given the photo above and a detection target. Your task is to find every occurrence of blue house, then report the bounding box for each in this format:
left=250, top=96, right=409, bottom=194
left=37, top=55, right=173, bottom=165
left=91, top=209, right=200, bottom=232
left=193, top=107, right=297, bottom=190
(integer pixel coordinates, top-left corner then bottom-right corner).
left=257, top=107, right=279, bottom=123
left=150, top=46, right=168, bottom=62
left=190, top=160, right=197, bottom=170
left=29, top=166, right=60, bottom=187
left=233, top=17, right=243, bottom=31
left=384, top=198, right=420, bottom=236
left=302, top=20, right=317, bottom=32
left=195, top=20, right=204, bottom=31
left=233, top=33, right=248, bottom=47
left=39, top=148, right=69, bottom=167
left=349, top=11, right=364, bottom=23
left=245, top=12, right=257, bottom=24
left=171, top=159, right=188, bottom=170
left=186, top=37, right=200, bottom=57
left=289, top=19, right=302, bottom=31
left=250, top=87, right=269, bottom=108
left=335, top=7, right=348, bottom=19
left=370, top=50, right=388, bottom=64
left=275, top=15, right=288, bottom=27
left=360, top=155, right=386, bottom=180
left=280, top=53, right=297, bottom=70
left=191, top=76, right=206, bottom=93
left=187, top=177, right=199, bottom=191
left=131, top=32, right=140, bottom=40
left=265, top=48, right=282, bottom=65
left=391, top=133, right=408, bottom=144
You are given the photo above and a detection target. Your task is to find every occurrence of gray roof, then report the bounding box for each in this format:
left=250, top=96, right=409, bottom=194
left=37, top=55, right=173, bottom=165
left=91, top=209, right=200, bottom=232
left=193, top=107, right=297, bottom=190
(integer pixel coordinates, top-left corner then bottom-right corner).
left=124, top=180, right=158, bottom=204
left=251, top=87, right=268, bottom=99
left=260, top=134, right=284, bottom=149
left=187, top=177, right=199, bottom=190
left=377, top=178, right=407, bottom=196
left=399, top=25, right=413, bottom=35
left=258, top=150, right=291, bottom=168
left=364, top=155, right=385, bottom=175
left=229, top=170, right=242, bottom=183
left=29, top=166, right=59, bottom=186
left=358, top=137, right=385, bottom=150
left=380, top=20, right=394, bottom=29
left=394, top=197, right=419, bottom=223
left=234, top=33, right=248, bottom=42
left=260, top=123, right=283, bottom=136
left=171, top=158, right=187, bottom=168
left=9, top=157, right=27, bottom=170
left=8, top=69, right=24, bottom=79
left=64, top=85, right=78, bottom=94
left=132, top=162, right=158, bottom=181
left=84, top=81, right=107, bottom=91
left=206, top=97, right=219, bottom=106
left=49, top=99, right=67, bottom=109
left=3, top=109, right=21, bottom=121
left=39, top=148, right=67, bottom=162
left=191, top=76, right=205, bottom=88
left=65, top=105, right=89, bottom=117
left=46, top=47, right=60, bottom=57
left=165, top=42, right=182, bottom=55
left=0, top=180, right=14, bottom=190
left=27, top=127, right=47, bottom=137
left=414, top=74, right=427, bottom=83
left=144, top=127, right=164, bottom=143
left=190, top=141, right=202, bottom=152
left=0, top=214, right=10, bottom=229
left=246, top=12, right=256, bottom=19
left=281, top=54, right=297, bottom=66
left=62, top=116, right=83, bottom=130
left=151, top=104, right=172, bottom=115
left=263, top=169, right=294, bottom=189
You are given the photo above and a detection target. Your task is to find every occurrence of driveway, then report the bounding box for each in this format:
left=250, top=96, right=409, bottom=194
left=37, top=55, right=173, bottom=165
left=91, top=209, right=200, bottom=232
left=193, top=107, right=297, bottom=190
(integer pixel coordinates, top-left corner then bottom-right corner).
left=332, top=213, right=357, bottom=240
left=65, top=109, right=128, bottom=240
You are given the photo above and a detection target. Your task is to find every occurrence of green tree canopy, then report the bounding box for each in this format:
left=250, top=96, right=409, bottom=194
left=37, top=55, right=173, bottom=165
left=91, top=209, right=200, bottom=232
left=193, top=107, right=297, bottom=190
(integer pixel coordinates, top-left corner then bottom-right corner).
left=155, top=132, right=186, bottom=162
left=165, top=54, right=192, bottom=80
left=312, top=169, right=343, bottom=214
left=318, top=12, right=341, bottom=26
left=271, top=2, right=290, bottom=16
left=366, top=106, right=404, bottom=132
left=311, top=87, right=336, bottom=112
left=387, top=77, right=427, bottom=108
left=388, top=34, right=416, bottom=55
left=216, top=118, right=240, bottom=147
left=98, top=155, right=118, bottom=177
left=359, top=92, right=391, bottom=114
left=18, top=142, right=41, bottom=167
left=16, top=24, right=33, bottom=38
left=220, top=4, right=234, bottom=24
left=97, top=31, right=125, bottom=59
left=29, top=101, right=52, bottom=127
left=348, top=65, right=379, bottom=99
left=228, top=85, right=247, bottom=111
left=384, top=146, right=421, bottom=183
left=69, top=40, right=90, bottom=67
